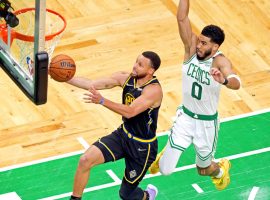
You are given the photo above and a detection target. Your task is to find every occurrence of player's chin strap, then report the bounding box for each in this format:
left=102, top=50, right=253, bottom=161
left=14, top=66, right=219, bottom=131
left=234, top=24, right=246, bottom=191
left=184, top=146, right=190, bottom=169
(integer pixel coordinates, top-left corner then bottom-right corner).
left=227, top=74, right=241, bottom=86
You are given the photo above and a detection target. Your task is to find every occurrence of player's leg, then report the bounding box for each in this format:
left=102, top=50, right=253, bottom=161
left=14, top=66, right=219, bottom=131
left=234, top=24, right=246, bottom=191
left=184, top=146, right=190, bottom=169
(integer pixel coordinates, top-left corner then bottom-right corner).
left=196, top=160, right=221, bottom=176
left=71, top=130, right=125, bottom=200
left=149, top=109, right=192, bottom=175
left=194, top=119, right=231, bottom=190
left=119, top=135, right=158, bottom=199
left=196, top=159, right=231, bottom=190
left=119, top=180, right=158, bottom=200
left=71, top=145, right=105, bottom=199
left=119, top=179, right=145, bottom=200
left=159, top=141, right=183, bottom=175
left=210, top=158, right=231, bottom=190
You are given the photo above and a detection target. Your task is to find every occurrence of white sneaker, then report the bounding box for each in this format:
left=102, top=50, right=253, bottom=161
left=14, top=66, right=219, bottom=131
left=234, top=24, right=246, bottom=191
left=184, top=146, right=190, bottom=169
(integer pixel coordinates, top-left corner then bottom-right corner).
left=145, top=184, right=158, bottom=200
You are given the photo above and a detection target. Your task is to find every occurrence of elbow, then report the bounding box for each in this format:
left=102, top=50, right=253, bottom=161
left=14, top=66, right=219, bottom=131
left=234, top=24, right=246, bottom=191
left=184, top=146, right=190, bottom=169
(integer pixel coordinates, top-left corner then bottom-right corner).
left=233, top=85, right=241, bottom=90
left=229, top=83, right=241, bottom=90
left=227, top=77, right=241, bottom=90
left=124, top=114, right=132, bottom=119
left=123, top=113, right=135, bottom=119
left=177, top=7, right=188, bottom=22
left=232, top=80, right=241, bottom=90
left=123, top=108, right=137, bottom=119
left=177, top=13, right=185, bottom=23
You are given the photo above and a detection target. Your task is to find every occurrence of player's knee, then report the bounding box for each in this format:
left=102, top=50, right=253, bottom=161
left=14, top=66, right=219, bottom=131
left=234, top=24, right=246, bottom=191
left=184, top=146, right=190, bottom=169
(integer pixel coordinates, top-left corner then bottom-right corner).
left=78, top=154, right=95, bottom=170
left=160, top=165, right=174, bottom=176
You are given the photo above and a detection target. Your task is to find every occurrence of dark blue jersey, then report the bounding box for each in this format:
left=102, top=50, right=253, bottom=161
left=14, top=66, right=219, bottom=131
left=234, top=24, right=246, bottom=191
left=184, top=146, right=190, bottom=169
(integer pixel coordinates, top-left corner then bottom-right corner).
left=122, top=75, right=161, bottom=140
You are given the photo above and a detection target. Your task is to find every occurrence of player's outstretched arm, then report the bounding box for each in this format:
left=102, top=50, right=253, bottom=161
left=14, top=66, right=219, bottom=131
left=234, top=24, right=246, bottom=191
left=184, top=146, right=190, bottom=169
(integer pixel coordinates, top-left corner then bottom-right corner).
left=177, top=0, right=197, bottom=60
left=67, top=71, right=130, bottom=90
left=84, top=83, right=162, bottom=119
left=211, top=56, right=241, bottom=90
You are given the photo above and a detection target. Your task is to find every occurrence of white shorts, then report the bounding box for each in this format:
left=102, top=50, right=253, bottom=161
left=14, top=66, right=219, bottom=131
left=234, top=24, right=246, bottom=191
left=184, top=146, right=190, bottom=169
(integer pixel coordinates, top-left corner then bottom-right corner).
left=169, top=107, right=220, bottom=168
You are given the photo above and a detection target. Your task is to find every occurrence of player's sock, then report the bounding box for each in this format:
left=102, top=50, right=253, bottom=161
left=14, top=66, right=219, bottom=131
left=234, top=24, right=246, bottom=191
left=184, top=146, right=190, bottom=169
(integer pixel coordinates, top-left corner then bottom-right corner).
left=70, top=195, right=81, bottom=200
left=215, top=168, right=224, bottom=179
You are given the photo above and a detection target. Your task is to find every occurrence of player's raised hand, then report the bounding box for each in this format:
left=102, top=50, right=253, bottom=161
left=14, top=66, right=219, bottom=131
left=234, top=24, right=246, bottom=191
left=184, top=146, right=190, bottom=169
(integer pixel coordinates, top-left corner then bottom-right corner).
left=83, top=86, right=103, bottom=104
left=210, top=67, right=225, bottom=84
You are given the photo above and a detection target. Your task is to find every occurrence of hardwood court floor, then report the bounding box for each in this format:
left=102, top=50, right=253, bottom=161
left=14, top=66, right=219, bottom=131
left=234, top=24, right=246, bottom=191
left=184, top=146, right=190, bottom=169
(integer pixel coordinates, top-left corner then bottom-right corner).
left=0, top=0, right=270, bottom=167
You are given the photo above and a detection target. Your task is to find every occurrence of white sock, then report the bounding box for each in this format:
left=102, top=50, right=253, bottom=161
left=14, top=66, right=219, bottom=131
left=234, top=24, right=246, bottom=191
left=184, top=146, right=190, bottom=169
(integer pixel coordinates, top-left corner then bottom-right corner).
left=215, top=168, right=223, bottom=178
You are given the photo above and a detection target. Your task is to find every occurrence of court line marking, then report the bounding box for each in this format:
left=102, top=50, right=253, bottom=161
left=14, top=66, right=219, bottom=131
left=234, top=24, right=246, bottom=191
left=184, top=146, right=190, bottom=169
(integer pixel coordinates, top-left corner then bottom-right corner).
left=0, top=108, right=269, bottom=173
left=77, top=137, right=90, bottom=149
left=220, top=108, right=270, bottom=123
left=191, top=184, right=204, bottom=193
left=248, top=186, right=260, bottom=200
left=39, top=182, right=120, bottom=200
left=106, top=170, right=121, bottom=183
left=0, top=150, right=84, bottom=173
left=39, top=146, right=270, bottom=200
left=0, top=192, right=22, bottom=200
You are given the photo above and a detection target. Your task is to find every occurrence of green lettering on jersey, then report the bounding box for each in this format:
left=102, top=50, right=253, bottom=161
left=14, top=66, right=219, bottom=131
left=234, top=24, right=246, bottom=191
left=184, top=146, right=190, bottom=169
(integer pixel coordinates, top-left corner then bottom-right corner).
left=187, top=63, right=210, bottom=85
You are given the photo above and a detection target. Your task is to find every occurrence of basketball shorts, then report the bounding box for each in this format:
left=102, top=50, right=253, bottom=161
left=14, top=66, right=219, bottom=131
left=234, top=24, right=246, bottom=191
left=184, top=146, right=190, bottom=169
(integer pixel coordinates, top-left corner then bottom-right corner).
left=93, top=126, right=158, bottom=185
left=169, top=107, right=220, bottom=168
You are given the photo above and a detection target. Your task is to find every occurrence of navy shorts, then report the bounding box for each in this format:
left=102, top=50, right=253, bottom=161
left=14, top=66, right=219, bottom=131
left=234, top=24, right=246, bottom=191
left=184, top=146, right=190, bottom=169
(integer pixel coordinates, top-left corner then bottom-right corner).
left=93, top=126, right=158, bottom=185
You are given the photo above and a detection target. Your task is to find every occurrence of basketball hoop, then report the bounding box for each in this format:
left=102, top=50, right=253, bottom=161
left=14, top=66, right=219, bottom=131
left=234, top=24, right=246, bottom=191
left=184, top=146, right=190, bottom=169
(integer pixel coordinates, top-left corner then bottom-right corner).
left=13, top=8, right=66, bottom=42
left=0, top=7, right=66, bottom=77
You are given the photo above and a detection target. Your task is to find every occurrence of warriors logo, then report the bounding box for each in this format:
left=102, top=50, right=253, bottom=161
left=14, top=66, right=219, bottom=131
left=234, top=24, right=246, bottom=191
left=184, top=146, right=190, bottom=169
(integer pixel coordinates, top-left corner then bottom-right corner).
left=125, top=93, right=135, bottom=105
left=129, top=170, right=137, bottom=179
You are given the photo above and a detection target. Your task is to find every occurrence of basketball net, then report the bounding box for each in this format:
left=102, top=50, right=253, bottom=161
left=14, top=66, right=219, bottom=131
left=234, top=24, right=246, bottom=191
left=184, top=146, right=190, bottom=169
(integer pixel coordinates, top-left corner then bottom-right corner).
left=0, top=8, right=66, bottom=78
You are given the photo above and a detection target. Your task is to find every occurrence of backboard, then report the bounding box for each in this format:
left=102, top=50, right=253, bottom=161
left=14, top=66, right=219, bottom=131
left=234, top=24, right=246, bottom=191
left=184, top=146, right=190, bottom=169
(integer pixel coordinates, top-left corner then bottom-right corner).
left=0, top=0, right=66, bottom=105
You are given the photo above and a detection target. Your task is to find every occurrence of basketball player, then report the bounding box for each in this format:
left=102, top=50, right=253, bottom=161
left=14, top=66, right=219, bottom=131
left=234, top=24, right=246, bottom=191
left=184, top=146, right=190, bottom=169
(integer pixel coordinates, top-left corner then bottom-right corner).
left=149, top=0, right=241, bottom=191
left=68, top=51, right=162, bottom=200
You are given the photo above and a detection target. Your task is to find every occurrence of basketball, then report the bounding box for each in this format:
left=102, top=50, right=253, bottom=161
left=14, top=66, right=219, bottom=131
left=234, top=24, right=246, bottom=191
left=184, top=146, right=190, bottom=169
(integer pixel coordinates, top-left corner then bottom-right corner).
left=49, top=54, right=76, bottom=82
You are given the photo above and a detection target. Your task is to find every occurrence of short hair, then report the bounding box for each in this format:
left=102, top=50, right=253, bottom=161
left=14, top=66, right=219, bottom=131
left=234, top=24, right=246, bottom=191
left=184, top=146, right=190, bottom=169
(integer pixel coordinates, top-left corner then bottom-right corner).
left=201, top=25, right=225, bottom=46
left=142, top=51, right=161, bottom=71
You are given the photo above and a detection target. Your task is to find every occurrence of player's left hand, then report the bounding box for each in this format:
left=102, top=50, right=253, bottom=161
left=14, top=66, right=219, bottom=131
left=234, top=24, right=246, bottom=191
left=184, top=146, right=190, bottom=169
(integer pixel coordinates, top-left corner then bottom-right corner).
left=210, top=68, right=225, bottom=84
left=83, top=86, right=103, bottom=104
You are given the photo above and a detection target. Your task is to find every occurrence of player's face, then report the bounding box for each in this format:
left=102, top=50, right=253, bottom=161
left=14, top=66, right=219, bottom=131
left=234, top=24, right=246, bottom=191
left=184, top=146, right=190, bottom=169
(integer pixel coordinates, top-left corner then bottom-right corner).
left=196, top=35, right=217, bottom=60
left=131, top=55, right=153, bottom=78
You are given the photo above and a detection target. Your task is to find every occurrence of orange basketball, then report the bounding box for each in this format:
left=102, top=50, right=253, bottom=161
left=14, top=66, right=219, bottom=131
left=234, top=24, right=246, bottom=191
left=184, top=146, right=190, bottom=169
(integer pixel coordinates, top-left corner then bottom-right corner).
left=49, top=54, right=76, bottom=82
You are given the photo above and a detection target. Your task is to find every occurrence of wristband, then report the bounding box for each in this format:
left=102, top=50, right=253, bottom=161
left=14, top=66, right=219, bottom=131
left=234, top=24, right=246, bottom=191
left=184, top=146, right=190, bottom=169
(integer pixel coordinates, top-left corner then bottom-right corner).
left=99, top=97, right=104, bottom=105
left=222, top=78, right=228, bottom=85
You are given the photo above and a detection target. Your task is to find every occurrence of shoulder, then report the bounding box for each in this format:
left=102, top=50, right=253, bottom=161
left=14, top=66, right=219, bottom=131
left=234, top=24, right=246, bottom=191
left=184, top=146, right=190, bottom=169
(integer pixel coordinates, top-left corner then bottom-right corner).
left=142, top=83, right=163, bottom=108
left=143, top=83, right=163, bottom=96
left=213, top=54, right=232, bottom=69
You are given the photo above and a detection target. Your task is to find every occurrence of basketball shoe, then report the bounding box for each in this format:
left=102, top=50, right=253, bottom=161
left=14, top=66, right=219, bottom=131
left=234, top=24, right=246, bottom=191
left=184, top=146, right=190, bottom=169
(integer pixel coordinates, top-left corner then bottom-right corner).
left=148, top=148, right=165, bottom=174
left=145, top=184, right=158, bottom=200
left=211, top=158, right=231, bottom=190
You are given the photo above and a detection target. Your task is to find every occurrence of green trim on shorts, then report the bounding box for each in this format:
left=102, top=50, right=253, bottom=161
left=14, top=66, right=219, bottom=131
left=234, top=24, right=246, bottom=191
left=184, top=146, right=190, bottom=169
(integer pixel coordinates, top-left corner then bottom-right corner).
left=181, top=105, right=218, bottom=121
left=195, top=119, right=219, bottom=161
left=169, top=132, right=186, bottom=152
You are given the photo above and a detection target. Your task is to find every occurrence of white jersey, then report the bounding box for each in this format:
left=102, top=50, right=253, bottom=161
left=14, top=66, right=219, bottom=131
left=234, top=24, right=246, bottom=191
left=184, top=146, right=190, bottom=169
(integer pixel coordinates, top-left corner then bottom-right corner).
left=182, top=51, right=222, bottom=115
